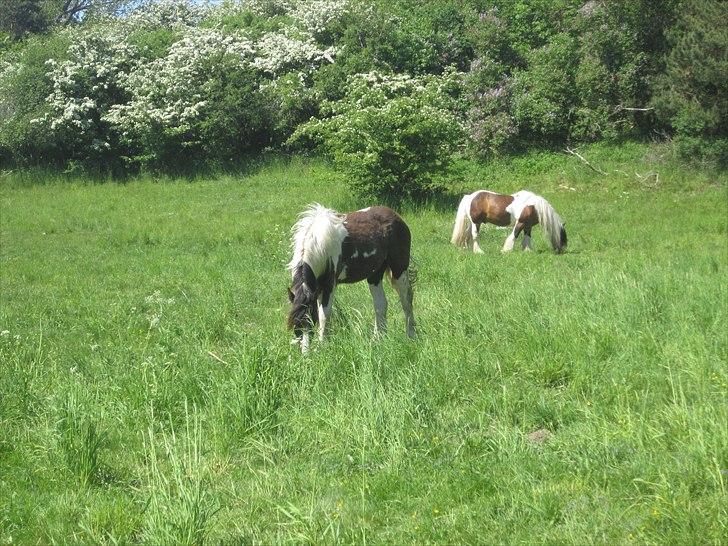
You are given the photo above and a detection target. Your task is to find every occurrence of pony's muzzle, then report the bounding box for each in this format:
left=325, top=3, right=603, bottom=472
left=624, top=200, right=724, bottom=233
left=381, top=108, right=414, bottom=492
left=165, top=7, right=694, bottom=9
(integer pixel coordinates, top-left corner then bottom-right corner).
left=290, top=333, right=310, bottom=354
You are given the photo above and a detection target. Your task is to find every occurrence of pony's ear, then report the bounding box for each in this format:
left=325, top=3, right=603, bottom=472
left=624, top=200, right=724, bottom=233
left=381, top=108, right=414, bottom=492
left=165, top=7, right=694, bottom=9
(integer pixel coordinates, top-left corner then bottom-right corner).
left=287, top=287, right=294, bottom=303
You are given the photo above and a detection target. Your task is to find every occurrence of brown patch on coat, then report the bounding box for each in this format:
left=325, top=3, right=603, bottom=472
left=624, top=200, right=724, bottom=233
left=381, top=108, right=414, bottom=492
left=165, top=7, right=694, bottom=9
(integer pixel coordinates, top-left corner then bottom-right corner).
left=517, top=204, right=539, bottom=228
left=469, top=191, right=514, bottom=226
left=338, top=206, right=411, bottom=284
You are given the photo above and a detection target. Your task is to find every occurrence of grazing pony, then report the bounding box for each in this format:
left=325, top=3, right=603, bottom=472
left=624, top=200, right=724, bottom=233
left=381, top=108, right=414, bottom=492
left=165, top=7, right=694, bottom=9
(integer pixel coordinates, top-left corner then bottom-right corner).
left=287, top=204, right=416, bottom=353
left=451, top=190, right=567, bottom=253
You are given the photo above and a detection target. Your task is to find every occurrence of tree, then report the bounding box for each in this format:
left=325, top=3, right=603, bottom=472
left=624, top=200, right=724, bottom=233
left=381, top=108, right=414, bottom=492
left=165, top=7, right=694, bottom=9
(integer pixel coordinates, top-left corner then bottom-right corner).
left=46, top=0, right=141, bottom=25
left=653, top=0, right=728, bottom=165
left=0, top=0, right=49, bottom=39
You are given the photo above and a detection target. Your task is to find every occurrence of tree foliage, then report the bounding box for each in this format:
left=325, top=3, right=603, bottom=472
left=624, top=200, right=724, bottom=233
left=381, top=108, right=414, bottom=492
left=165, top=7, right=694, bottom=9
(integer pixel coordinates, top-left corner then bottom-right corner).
left=652, top=0, right=728, bottom=166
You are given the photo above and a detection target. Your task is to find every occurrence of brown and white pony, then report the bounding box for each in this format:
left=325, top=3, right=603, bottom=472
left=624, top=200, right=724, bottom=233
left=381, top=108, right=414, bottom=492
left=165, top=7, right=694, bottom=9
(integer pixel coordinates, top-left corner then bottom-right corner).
left=287, top=204, right=416, bottom=354
left=451, top=190, right=567, bottom=253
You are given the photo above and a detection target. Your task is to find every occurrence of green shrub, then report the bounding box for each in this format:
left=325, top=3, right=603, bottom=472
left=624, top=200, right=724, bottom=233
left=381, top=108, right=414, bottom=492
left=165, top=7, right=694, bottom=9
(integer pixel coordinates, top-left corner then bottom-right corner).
left=510, top=33, right=578, bottom=143
left=0, top=32, right=70, bottom=166
left=291, top=70, right=465, bottom=202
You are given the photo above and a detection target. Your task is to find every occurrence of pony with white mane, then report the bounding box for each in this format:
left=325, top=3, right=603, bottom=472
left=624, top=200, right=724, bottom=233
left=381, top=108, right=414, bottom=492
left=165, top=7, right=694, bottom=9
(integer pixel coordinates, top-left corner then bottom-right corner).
left=451, top=190, right=567, bottom=253
left=287, top=204, right=416, bottom=353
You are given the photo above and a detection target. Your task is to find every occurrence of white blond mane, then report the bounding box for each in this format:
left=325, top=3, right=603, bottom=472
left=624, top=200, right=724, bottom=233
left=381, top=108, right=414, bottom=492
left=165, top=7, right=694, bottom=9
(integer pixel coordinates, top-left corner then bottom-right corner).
left=288, top=204, right=348, bottom=277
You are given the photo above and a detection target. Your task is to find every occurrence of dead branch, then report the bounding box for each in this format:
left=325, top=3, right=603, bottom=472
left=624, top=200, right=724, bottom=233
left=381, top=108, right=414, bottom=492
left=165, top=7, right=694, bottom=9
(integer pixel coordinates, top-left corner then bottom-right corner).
left=207, top=351, right=229, bottom=366
left=564, top=147, right=608, bottom=176
left=635, top=171, right=660, bottom=188
left=609, top=105, right=655, bottom=119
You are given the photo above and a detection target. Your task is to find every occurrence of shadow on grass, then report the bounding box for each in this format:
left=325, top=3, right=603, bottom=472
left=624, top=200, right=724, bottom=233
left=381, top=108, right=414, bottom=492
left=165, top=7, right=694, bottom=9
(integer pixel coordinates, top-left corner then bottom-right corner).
left=1, top=151, right=298, bottom=189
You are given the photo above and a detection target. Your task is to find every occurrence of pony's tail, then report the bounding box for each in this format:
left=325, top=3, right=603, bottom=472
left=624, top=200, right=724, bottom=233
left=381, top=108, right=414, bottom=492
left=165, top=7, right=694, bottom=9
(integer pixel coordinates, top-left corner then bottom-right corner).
left=451, top=193, right=474, bottom=247
left=532, top=196, right=567, bottom=253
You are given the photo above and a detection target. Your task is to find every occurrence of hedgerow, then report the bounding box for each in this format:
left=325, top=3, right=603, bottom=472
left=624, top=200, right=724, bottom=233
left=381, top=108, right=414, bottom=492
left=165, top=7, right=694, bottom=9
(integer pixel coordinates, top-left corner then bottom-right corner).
left=1, top=0, right=725, bottom=179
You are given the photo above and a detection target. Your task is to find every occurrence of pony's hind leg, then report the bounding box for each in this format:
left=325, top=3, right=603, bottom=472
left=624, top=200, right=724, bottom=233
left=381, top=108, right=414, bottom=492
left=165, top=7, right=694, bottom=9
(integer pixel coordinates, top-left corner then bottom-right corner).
left=471, top=222, right=484, bottom=254
left=368, top=282, right=388, bottom=336
left=392, top=269, right=416, bottom=339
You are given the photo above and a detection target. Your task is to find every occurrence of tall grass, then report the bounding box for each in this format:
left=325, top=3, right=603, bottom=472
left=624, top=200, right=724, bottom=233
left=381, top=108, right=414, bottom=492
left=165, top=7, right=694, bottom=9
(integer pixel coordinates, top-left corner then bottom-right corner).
left=57, top=391, right=106, bottom=488
left=141, top=404, right=218, bottom=545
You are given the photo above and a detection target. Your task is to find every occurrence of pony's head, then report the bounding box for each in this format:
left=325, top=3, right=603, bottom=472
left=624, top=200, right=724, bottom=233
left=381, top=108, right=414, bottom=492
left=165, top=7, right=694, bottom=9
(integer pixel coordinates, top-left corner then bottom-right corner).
left=287, top=263, right=318, bottom=349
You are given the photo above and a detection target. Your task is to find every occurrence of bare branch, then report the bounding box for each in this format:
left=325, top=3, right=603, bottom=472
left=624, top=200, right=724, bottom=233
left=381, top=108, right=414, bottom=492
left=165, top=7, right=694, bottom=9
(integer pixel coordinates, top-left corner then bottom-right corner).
left=635, top=171, right=660, bottom=188
left=564, top=147, right=608, bottom=176
left=610, top=105, right=655, bottom=117
left=207, top=351, right=229, bottom=366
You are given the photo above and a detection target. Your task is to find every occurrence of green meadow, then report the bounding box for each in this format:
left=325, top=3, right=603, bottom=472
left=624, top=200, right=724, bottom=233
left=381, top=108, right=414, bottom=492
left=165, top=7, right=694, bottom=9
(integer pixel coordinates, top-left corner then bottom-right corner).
left=1, top=143, right=727, bottom=544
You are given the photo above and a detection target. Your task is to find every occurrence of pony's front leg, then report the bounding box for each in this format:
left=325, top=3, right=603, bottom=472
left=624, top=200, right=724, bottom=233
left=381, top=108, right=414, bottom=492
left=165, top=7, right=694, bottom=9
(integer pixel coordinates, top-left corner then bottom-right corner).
left=317, top=284, right=335, bottom=342
left=502, top=223, right=524, bottom=252
left=368, top=281, right=388, bottom=336
left=522, top=226, right=533, bottom=251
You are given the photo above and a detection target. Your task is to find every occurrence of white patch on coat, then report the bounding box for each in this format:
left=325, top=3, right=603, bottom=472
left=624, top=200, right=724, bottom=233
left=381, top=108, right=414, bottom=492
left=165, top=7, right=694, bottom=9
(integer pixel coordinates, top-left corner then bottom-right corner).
left=358, top=207, right=371, bottom=212
left=362, top=249, right=377, bottom=258
left=505, top=190, right=537, bottom=224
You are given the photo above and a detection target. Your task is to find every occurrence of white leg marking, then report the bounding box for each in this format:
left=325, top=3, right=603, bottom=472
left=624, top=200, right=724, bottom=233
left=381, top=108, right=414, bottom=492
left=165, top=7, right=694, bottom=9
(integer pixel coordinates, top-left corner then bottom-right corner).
left=471, top=223, right=483, bottom=254
left=369, top=282, right=388, bottom=336
left=300, top=332, right=310, bottom=355
left=392, top=270, right=416, bottom=339
left=502, top=231, right=515, bottom=252
left=317, top=290, right=335, bottom=342
left=522, top=234, right=532, bottom=251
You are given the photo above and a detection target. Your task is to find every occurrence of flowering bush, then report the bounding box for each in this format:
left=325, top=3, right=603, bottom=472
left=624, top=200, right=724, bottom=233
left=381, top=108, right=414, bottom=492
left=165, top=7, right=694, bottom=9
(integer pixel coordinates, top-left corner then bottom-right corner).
left=120, top=0, right=209, bottom=31
left=465, top=56, right=517, bottom=155
left=36, top=29, right=137, bottom=167
left=291, top=70, right=466, bottom=201
left=252, top=27, right=336, bottom=76
left=290, top=0, right=350, bottom=39
left=105, top=27, right=259, bottom=166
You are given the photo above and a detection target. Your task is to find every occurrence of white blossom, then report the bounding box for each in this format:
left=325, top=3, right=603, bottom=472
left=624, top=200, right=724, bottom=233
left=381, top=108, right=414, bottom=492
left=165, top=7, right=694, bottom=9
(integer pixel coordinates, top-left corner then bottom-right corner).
left=105, top=27, right=254, bottom=138
left=253, top=26, right=337, bottom=75
left=290, top=0, right=350, bottom=35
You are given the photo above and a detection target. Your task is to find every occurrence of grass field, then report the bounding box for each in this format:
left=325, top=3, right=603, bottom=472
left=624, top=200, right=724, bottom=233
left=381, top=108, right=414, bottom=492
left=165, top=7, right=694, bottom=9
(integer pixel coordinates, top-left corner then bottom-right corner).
left=1, top=143, right=727, bottom=544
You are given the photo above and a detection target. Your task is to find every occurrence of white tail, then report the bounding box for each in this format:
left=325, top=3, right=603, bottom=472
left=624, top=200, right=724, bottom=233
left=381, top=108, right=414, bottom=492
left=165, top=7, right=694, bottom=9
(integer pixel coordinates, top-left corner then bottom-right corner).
left=451, top=193, right=475, bottom=247
left=530, top=196, right=567, bottom=252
